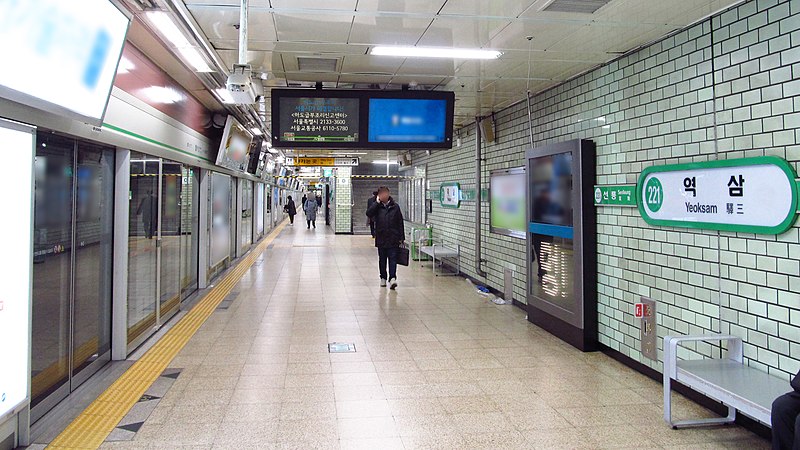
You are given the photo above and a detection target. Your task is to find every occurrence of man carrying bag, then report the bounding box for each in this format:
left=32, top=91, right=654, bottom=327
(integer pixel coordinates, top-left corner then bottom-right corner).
left=366, top=186, right=405, bottom=290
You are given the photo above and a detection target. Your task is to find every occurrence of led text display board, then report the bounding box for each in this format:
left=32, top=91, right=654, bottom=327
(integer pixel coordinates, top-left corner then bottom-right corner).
left=638, top=157, right=798, bottom=234
left=272, top=89, right=454, bottom=149
left=0, top=119, right=34, bottom=422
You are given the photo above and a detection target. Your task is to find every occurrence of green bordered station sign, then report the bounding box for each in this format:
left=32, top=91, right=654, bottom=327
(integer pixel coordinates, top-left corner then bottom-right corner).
left=638, top=156, right=799, bottom=234
left=595, top=157, right=800, bottom=235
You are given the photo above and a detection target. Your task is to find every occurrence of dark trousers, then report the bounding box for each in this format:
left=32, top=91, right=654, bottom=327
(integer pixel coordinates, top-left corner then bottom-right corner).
left=307, top=219, right=315, bottom=228
left=289, top=214, right=294, bottom=224
left=369, top=221, right=376, bottom=237
left=378, top=246, right=398, bottom=280
left=772, top=391, right=800, bottom=450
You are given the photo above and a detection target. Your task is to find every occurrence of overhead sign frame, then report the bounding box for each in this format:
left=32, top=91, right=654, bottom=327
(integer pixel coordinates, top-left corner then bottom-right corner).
left=636, top=156, right=799, bottom=235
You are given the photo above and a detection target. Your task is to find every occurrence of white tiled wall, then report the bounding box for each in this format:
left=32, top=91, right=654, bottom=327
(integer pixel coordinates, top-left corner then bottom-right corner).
left=413, top=0, right=800, bottom=379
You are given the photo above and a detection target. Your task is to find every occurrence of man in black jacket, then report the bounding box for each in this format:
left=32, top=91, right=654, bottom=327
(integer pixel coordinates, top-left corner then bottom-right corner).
left=772, top=370, right=800, bottom=449
left=366, top=186, right=404, bottom=289
left=366, top=191, right=378, bottom=238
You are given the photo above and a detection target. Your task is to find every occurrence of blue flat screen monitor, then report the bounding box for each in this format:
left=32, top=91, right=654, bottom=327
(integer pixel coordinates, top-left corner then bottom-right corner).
left=368, top=98, right=449, bottom=145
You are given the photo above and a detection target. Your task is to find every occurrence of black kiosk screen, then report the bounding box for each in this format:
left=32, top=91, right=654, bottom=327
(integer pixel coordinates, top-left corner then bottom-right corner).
left=277, top=97, right=359, bottom=143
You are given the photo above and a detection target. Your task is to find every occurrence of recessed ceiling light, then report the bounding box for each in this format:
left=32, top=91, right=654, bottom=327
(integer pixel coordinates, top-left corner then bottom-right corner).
left=250, top=127, right=263, bottom=136
left=372, top=160, right=399, bottom=165
left=178, top=47, right=213, bottom=72
left=370, top=46, right=502, bottom=60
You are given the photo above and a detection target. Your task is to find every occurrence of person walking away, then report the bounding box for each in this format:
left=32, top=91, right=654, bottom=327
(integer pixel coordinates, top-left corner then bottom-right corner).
left=284, top=195, right=297, bottom=226
left=304, top=195, right=318, bottom=229
left=316, top=193, right=323, bottom=210
left=772, top=368, right=800, bottom=449
left=301, top=194, right=308, bottom=214
left=366, top=191, right=378, bottom=238
left=366, top=186, right=404, bottom=289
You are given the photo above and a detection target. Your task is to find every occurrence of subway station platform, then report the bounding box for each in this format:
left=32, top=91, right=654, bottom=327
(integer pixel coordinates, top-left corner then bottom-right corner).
left=30, top=222, right=768, bottom=450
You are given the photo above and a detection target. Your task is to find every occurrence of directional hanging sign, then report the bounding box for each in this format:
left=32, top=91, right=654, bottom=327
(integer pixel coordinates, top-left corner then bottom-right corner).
left=637, top=156, right=799, bottom=234
left=284, top=157, right=359, bottom=167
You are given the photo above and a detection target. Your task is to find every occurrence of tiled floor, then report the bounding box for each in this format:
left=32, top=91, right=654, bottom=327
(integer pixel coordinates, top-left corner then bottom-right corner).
left=98, top=224, right=770, bottom=449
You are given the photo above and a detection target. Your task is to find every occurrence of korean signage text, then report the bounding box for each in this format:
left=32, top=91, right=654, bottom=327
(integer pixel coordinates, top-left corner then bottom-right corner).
left=284, top=157, right=359, bottom=167
left=637, top=156, right=799, bottom=234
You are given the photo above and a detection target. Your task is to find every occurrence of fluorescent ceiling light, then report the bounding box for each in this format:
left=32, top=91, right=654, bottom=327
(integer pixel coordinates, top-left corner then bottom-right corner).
left=141, top=86, right=184, bottom=104
left=372, top=160, right=399, bottom=165
left=215, top=88, right=235, bottom=104
left=370, top=46, right=501, bottom=59
left=146, top=11, right=214, bottom=72
left=250, top=127, right=263, bottom=136
left=145, top=11, right=189, bottom=48
left=178, top=47, right=213, bottom=72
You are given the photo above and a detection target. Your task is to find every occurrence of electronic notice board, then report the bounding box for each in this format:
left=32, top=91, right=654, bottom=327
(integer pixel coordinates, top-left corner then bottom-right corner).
left=271, top=89, right=454, bottom=149
left=277, top=96, right=359, bottom=144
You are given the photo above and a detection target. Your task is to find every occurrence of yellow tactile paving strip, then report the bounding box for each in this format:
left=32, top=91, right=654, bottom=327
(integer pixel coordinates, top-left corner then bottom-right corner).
left=47, top=221, right=287, bottom=449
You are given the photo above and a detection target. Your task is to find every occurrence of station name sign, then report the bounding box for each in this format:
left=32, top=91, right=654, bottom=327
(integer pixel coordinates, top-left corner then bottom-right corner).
left=595, top=156, right=800, bottom=235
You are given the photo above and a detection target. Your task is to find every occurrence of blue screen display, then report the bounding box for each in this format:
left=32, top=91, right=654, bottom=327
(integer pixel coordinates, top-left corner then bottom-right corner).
left=368, top=99, right=447, bottom=143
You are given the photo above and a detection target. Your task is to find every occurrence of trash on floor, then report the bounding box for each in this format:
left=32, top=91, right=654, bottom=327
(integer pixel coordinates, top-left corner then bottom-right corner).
left=466, top=279, right=512, bottom=305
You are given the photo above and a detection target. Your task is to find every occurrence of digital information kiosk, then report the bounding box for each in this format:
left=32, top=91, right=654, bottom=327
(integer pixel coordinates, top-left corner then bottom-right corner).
left=526, top=139, right=597, bottom=351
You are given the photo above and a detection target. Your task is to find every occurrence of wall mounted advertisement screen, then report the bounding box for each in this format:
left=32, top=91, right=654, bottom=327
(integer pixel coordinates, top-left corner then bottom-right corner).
left=271, top=89, right=454, bottom=149
left=0, top=120, right=34, bottom=421
left=530, top=152, right=574, bottom=227
left=0, top=0, right=129, bottom=125
left=368, top=98, right=447, bottom=144
left=490, top=168, right=526, bottom=238
left=216, top=116, right=253, bottom=173
left=210, top=173, right=231, bottom=266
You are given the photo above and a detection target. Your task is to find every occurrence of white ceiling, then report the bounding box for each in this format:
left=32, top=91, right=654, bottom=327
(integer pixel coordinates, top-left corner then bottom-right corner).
left=180, top=0, right=741, bottom=127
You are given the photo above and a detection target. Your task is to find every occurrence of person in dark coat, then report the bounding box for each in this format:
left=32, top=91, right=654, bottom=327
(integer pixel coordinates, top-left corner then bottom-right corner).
left=301, top=194, right=308, bottom=214
left=366, top=186, right=404, bottom=289
left=772, top=369, right=800, bottom=449
left=366, top=191, right=378, bottom=238
left=136, top=190, right=157, bottom=239
left=284, top=195, right=297, bottom=226
left=316, top=193, right=323, bottom=209
left=304, top=195, right=318, bottom=229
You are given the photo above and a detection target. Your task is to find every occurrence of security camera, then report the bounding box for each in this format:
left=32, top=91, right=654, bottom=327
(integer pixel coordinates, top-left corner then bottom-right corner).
left=226, top=64, right=260, bottom=104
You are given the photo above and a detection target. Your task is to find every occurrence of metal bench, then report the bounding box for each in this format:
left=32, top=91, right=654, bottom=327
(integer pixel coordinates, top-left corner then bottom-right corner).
left=663, top=334, right=789, bottom=428
left=413, top=230, right=460, bottom=276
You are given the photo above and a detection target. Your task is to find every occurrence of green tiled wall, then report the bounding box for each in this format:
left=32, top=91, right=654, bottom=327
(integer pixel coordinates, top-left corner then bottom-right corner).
left=413, top=0, right=800, bottom=379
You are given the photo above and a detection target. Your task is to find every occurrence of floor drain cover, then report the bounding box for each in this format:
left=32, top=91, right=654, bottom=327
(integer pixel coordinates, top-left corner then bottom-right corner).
left=328, top=342, right=356, bottom=353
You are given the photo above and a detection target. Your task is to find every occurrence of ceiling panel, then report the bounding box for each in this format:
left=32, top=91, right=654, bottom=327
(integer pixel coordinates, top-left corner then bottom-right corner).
left=394, top=57, right=457, bottom=76
left=166, top=0, right=743, bottom=125
left=439, top=0, right=536, bottom=18
left=356, top=0, right=447, bottom=14
left=211, top=40, right=277, bottom=51
left=273, top=13, right=353, bottom=43
left=388, top=75, right=448, bottom=86
left=340, top=55, right=405, bottom=74
left=349, top=16, right=432, bottom=46
left=187, top=5, right=277, bottom=41
left=217, top=50, right=274, bottom=72
left=271, top=0, right=356, bottom=10
left=418, top=17, right=511, bottom=48
left=184, top=0, right=269, bottom=5
left=486, top=20, right=584, bottom=51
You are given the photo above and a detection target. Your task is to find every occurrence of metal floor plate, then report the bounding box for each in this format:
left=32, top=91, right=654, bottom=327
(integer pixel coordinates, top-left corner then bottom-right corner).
left=328, top=342, right=356, bottom=353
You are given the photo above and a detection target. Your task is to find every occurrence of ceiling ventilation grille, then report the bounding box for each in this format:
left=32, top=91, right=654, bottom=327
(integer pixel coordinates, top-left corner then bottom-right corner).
left=297, top=57, right=339, bottom=72
left=543, top=0, right=610, bottom=14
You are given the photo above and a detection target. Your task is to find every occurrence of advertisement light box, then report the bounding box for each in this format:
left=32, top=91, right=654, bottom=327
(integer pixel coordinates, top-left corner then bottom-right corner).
left=0, top=120, right=35, bottom=422
left=0, top=0, right=129, bottom=125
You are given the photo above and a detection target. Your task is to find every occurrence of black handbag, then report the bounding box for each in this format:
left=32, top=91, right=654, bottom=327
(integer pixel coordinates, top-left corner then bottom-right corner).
left=397, top=243, right=410, bottom=266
